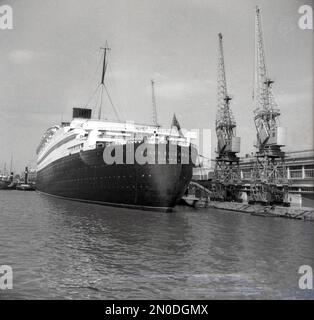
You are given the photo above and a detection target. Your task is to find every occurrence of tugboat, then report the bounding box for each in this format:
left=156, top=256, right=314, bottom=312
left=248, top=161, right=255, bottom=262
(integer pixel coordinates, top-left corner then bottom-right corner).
left=0, top=172, right=17, bottom=190
left=16, top=167, right=36, bottom=191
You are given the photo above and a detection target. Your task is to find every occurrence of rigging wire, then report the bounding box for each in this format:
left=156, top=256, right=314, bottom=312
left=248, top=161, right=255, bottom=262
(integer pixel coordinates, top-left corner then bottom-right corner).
left=78, top=44, right=123, bottom=122
left=106, top=61, right=125, bottom=121
left=83, top=50, right=103, bottom=109
left=104, top=84, right=121, bottom=121
left=85, top=84, right=101, bottom=109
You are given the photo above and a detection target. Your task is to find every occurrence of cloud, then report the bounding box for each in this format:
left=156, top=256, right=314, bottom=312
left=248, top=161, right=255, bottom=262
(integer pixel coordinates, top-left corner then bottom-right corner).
left=155, top=79, right=215, bottom=100
left=276, top=92, right=313, bottom=106
left=8, top=50, right=36, bottom=64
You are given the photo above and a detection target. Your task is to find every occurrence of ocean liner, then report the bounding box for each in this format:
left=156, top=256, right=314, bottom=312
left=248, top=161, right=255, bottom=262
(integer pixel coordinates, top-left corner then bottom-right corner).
left=36, top=46, right=197, bottom=212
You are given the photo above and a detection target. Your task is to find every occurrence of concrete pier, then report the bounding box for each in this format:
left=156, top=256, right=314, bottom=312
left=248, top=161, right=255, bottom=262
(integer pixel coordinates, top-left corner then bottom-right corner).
left=196, top=201, right=314, bottom=222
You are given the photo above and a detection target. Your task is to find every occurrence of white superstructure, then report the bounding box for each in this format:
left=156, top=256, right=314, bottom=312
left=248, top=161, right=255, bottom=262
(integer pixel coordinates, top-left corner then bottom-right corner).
left=36, top=118, right=194, bottom=172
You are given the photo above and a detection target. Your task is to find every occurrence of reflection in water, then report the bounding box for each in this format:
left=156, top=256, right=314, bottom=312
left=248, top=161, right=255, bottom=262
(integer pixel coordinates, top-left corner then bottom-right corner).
left=0, top=191, right=314, bottom=299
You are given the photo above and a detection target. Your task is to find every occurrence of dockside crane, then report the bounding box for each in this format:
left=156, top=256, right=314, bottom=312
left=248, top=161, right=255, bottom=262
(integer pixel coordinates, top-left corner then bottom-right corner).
left=249, top=6, right=289, bottom=206
left=213, top=33, right=241, bottom=201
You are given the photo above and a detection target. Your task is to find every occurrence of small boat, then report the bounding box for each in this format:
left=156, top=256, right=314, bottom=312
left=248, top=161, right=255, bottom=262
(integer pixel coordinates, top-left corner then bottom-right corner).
left=0, top=172, right=17, bottom=190
left=251, top=206, right=277, bottom=218
left=0, top=180, right=10, bottom=190
left=16, top=167, right=36, bottom=191
left=180, top=195, right=200, bottom=207
left=16, top=183, right=35, bottom=191
left=251, top=211, right=277, bottom=218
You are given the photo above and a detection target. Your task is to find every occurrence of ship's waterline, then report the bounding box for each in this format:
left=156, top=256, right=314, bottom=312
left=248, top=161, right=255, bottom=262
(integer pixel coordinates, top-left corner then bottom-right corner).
left=37, top=143, right=196, bottom=212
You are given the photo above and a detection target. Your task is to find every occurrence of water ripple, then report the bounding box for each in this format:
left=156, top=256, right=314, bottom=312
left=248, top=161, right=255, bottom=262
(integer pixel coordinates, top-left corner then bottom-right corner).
left=1, top=191, right=314, bottom=299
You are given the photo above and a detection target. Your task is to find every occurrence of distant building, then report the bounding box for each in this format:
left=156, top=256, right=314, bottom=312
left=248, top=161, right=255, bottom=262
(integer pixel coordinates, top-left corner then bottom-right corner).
left=193, top=149, right=314, bottom=206
left=239, top=149, right=314, bottom=194
left=239, top=149, right=314, bottom=207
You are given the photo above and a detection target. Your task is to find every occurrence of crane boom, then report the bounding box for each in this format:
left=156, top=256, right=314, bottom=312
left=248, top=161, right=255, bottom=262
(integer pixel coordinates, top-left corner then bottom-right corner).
left=253, top=6, right=281, bottom=149
left=216, top=33, right=238, bottom=156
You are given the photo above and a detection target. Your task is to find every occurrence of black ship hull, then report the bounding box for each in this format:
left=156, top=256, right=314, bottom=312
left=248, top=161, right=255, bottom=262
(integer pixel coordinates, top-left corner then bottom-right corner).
left=0, top=180, right=16, bottom=190
left=37, top=143, right=196, bottom=212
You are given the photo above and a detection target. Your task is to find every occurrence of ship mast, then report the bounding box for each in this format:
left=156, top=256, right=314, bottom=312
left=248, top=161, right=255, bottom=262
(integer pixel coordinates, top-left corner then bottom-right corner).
left=88, top=42, right=121, bottom=121
left=98, top=44, right=111, bottom=120
left=9, top=155, right=13, bottom=173
left=151, top=79, right=159, bottom=126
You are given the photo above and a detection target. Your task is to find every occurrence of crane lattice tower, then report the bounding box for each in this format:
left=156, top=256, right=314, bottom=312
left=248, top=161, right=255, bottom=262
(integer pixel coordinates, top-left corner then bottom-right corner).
left=213, top=33, right=241, bottom=202
left=249, top=6, right=289, bottom=206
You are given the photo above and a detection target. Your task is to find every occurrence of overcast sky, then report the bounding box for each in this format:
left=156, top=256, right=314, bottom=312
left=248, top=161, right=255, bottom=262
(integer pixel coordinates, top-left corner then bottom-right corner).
left=0, top=0, right=313, bottom=172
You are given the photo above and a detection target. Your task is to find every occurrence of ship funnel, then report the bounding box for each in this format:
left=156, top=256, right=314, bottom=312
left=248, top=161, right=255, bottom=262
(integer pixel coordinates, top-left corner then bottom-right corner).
left=72, top=108, right=92, bottom=119
left=24, top=167, right=28, bottom=184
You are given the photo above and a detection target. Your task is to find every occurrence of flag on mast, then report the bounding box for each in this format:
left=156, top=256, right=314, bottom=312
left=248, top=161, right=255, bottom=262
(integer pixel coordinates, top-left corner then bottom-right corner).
left=171, top=113, right=183, bottom=136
